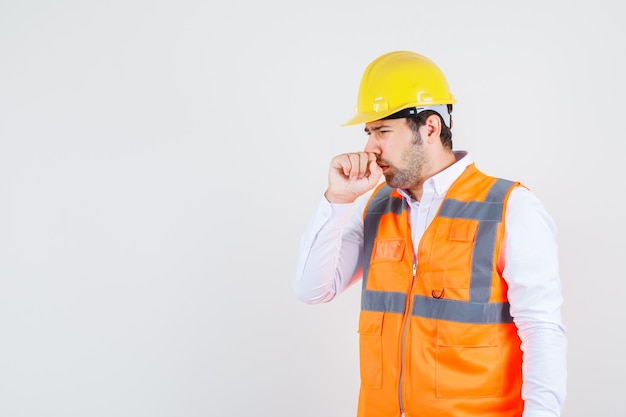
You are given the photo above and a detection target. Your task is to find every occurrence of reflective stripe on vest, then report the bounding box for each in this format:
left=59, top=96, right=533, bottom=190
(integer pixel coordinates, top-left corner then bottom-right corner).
left=362, top=178, right=515, bottom=324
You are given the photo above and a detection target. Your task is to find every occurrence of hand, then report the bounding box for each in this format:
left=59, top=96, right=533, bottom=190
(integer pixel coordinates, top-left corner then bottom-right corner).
left=325, top=152, right=383, bottom=204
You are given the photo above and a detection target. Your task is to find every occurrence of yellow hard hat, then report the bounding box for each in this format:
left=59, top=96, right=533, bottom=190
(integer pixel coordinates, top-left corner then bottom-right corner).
left=343, top=50, right=456, bottom=126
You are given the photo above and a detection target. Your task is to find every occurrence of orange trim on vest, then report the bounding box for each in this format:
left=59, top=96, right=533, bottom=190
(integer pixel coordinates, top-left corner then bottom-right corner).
left=357, top=164, right=524, bottom=417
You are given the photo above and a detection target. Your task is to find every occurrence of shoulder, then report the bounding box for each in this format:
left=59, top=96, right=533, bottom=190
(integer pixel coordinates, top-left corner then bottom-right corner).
left=506, top=186, right=557, bottom=235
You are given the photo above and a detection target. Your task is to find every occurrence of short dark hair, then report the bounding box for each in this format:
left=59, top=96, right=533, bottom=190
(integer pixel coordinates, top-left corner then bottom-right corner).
left=406, top=104, right=453, bottom=150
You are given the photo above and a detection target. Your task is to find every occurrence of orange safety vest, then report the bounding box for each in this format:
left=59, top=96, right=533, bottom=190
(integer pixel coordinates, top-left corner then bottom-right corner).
left=357, top=163, right=524, bottom=417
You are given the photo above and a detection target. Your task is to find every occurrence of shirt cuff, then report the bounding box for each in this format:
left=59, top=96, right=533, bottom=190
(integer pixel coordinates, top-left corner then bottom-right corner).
left=317, top=196, right=355, bottom=229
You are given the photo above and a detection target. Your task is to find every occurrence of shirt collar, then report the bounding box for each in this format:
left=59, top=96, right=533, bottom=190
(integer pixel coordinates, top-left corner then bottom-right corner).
left=397, top=151, right=473, bottom=200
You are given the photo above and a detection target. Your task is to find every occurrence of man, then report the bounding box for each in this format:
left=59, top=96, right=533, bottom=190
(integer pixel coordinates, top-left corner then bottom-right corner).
left=293, top=51, right=567, bottom=417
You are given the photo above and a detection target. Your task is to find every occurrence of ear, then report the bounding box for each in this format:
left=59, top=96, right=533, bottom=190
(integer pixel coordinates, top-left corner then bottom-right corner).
left=424, top=114, right=442, bottom=144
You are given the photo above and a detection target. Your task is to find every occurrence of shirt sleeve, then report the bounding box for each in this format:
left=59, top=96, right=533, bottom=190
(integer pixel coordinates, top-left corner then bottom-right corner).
left=501, top=187, right=568, bottom=417
left=293, top=194, right=369, bottom=304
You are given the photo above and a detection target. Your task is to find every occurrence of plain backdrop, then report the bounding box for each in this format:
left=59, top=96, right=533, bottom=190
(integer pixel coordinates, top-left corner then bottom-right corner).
left=1, top=1, right=624, bottom=416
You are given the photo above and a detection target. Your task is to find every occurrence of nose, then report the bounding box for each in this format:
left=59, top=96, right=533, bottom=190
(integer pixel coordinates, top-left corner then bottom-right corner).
left=364, top=134, right=381, bottom=154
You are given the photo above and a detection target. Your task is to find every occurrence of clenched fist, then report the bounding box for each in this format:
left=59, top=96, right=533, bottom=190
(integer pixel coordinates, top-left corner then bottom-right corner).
left=325, top=152, right=383, bottom=204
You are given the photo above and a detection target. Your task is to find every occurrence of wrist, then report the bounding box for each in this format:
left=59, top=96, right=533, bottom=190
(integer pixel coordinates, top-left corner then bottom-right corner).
left=324, top=190, right=355, bottom=204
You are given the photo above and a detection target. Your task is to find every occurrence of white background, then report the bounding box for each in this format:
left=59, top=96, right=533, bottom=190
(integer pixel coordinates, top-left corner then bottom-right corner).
left=1, top=1, right=623, bottom=416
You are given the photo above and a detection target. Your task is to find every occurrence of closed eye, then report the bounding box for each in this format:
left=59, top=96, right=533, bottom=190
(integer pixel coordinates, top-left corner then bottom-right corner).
left=365, top=127, right=392, bottom=136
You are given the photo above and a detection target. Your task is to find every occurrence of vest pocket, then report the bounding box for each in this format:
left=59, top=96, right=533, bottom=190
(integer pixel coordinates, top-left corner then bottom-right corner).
left=358, top=311, right=384, bottom=389
left=435, top=322, right=503, bottom=397
left=371, top=238, right=405, bottom=263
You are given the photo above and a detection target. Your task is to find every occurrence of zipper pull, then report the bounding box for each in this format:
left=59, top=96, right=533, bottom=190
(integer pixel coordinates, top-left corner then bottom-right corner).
left=412, top=263, right=417, bottom=278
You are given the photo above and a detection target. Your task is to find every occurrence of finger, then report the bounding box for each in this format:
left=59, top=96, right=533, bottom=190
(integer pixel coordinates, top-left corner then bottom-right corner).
left=346, top=153, right=362, bottom=179
left=334, top=152, right=373, bottom=179
left=331, top=154, right=353, bottom=177
left=351, top=152, right=373, bottom=179
left=357, top=152, right=370, bottom=179
left=368, top=156, right=383, bottom=181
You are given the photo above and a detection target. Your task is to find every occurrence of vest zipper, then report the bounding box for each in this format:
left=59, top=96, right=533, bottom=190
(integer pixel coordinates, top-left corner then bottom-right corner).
left=398, top=262, right=417, bottom=414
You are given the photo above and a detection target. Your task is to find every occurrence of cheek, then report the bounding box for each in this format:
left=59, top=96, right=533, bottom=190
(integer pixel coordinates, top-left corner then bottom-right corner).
left=400, top=145, right=423, bottom=167
left=387, top=141, right=413, bottom=163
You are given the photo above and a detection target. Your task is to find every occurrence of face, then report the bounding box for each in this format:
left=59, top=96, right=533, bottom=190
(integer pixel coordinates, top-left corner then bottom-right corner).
left=364, top=118, right=426, bottom=189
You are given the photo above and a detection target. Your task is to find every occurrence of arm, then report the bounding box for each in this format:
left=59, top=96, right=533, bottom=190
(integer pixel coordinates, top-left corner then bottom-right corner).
left=502, top=187, right=567, bottom=417
left=292, top=196, right=367, bottom=304
left=293, top=152, right=383, bottom=304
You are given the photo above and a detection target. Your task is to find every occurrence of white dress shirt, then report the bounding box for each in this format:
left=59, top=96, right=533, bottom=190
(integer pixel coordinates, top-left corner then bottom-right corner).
left=294, top=151, right=567, bottom=417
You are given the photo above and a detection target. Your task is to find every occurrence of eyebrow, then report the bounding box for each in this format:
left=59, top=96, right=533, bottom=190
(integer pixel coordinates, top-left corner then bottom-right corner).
left=364, top=124, right=391, bottom=133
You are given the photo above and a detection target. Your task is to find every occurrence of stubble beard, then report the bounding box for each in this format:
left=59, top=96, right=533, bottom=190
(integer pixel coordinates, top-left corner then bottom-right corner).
left=383, top=137, right=426, bottom=190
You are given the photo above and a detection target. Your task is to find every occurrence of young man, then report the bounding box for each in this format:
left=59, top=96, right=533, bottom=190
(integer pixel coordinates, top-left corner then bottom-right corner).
left=293, top=51, right=567, bottom=417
